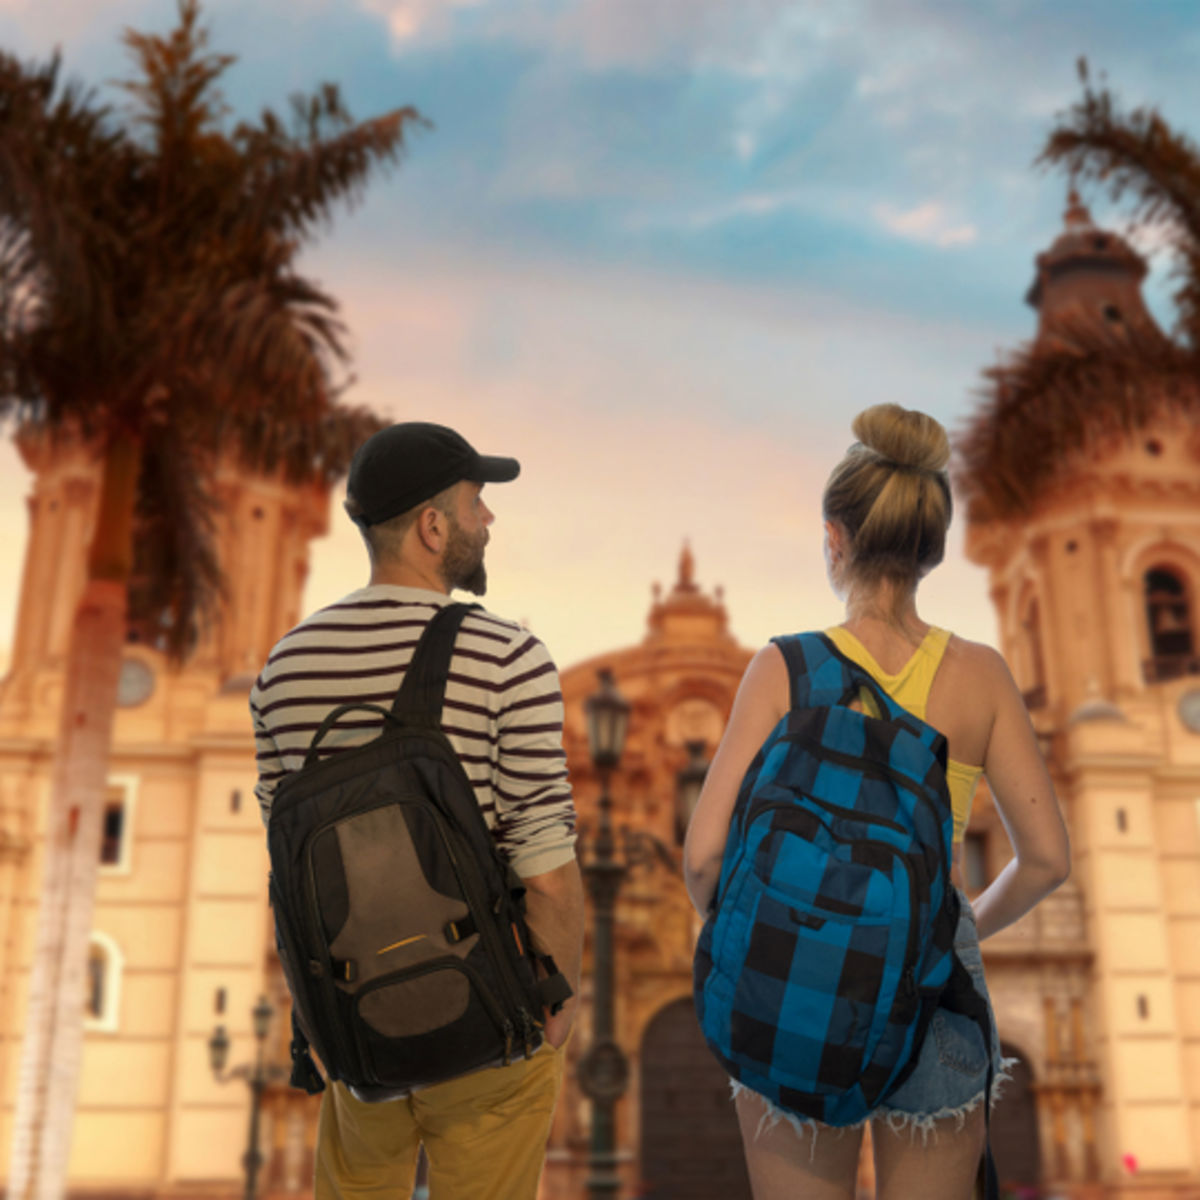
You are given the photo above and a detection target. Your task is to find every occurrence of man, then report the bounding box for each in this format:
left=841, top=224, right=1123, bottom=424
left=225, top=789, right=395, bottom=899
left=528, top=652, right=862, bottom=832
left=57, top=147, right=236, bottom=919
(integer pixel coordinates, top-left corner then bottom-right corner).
left=250, top=422, right=583, bottom=1200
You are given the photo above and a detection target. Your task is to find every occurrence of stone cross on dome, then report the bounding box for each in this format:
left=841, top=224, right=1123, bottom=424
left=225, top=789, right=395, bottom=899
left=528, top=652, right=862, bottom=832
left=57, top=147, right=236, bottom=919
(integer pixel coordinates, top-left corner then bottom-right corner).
left=676, top=539, right=698, bottom=593
left=1063, top=187, right=1094, bottom=229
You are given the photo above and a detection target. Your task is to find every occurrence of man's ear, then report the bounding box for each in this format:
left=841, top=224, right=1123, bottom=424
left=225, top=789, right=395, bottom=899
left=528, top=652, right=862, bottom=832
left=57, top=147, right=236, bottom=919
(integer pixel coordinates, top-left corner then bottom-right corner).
left=415, top=504, right=446, bottom=555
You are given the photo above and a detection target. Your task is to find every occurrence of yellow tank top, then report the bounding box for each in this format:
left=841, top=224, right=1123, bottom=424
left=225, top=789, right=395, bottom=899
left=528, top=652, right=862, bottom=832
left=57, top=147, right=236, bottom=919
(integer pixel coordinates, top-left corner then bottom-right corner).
left=824, top=626, right=982, bottom=843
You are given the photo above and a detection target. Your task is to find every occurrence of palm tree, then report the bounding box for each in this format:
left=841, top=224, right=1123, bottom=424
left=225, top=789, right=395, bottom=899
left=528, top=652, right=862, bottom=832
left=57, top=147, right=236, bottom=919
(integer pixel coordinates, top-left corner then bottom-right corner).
left=0, top=4, right=423, bottom=1195
left=956, top=60, right=1200, bottom=520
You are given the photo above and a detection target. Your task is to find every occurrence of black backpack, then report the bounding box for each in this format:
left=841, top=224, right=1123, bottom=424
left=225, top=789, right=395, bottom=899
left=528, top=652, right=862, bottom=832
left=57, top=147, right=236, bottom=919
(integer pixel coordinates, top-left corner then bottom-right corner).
left=267, top=602, right=572, bottom=1101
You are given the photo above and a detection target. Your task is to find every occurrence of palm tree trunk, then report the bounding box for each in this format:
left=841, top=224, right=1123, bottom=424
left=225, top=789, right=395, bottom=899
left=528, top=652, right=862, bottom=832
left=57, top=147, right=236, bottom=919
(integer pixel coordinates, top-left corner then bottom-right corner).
left=7, top=435, right=139, bottom=1200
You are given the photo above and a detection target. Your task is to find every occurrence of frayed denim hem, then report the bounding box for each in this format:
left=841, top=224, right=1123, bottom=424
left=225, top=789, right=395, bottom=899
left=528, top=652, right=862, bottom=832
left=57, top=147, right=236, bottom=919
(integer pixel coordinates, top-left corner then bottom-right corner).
left=730, top=1055, right=1017, bottom=1156
left=730, top=1080, right=867, bottom=1162
left=870, top=1054, right=1018, bottom=1146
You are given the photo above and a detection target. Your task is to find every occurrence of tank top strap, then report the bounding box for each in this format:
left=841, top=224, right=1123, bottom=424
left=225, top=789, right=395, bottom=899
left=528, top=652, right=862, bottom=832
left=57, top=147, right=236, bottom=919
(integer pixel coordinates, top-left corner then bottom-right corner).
left=903, top=626, right=951, bottom=721
left=824, top=625, right=951, bottom=723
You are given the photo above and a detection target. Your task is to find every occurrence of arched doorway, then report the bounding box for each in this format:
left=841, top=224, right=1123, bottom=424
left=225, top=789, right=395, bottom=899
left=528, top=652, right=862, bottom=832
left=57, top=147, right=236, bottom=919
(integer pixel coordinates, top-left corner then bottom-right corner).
left=991, top=1044, right=1040, bottom=1190
left=638, top=997, right=751, bottom=1199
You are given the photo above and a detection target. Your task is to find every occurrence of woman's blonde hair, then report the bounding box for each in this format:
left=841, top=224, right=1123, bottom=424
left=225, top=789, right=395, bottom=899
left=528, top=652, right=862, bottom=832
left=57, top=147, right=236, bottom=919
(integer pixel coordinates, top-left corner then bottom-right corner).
left=822, top=403, right=953, bottom=589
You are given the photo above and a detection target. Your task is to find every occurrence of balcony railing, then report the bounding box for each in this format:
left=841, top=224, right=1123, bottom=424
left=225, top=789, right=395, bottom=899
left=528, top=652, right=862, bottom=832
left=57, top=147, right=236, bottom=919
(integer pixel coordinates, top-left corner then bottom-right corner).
left=1142, top=654, right=1200, bottom=684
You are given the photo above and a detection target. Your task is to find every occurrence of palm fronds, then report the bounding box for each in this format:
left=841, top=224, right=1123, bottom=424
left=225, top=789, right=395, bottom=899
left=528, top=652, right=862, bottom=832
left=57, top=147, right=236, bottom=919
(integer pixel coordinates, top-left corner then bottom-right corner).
left=0, top=0, right=418, bottom=662
left=1039, top=58, right=1200, bottom=349
left=955, top=317, right=1197, bottom=520
left=957, top=64, right=1200, bottom=521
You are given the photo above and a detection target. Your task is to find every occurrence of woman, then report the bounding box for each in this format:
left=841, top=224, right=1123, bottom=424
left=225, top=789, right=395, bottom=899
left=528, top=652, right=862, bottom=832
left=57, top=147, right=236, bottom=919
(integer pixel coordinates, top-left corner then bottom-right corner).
left=684, top=403, right=1070, bottom=1200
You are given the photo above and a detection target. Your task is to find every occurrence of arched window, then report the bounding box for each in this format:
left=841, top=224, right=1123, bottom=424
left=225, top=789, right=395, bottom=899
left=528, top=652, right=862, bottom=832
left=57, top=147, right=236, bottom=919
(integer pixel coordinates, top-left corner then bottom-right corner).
left=1144, top=567, right=1196, bottom=682
left=83, top=932, right=123, bottom=1033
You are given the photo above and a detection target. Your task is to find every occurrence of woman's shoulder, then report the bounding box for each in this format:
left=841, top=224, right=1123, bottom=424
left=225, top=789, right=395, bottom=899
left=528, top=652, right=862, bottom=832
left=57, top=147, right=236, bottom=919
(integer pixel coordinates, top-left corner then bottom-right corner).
left=939, top=632, right=1017, bottom=701
left=942, top=631, right=1009, bottom=672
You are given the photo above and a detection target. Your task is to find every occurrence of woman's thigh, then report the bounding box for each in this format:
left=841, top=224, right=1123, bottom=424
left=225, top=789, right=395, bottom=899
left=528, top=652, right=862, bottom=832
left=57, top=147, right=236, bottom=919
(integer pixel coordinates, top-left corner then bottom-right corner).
left=733, top=1088, right=864, bottom=1200
left=872, top=1104, right=985, bottom=1200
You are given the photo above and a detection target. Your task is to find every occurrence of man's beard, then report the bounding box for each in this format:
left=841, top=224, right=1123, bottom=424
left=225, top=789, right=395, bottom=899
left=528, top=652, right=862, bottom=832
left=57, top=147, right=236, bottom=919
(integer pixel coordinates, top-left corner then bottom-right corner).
left=443, top=516, right=488, bottom=596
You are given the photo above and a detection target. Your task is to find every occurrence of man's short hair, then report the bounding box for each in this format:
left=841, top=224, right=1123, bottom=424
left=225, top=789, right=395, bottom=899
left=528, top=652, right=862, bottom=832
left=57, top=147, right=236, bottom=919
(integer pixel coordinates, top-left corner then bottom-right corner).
left=345, top=484, right=458, bottom=561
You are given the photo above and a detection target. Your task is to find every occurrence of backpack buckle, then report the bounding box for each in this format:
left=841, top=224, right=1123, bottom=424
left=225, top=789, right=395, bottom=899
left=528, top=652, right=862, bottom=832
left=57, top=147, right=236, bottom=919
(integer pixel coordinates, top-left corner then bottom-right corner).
left=331, top=957, right=358, bottom=983
left=444, top=915, right=478, bottom=944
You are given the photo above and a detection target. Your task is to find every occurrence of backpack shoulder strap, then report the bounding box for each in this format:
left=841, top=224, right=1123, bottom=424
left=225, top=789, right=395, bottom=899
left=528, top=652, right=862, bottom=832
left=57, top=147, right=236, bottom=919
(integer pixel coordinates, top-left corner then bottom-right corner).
left=771, top=632, right=836, bottom=709
left=771, top=631, right=893, bottom=714
left=775, top=630, right=941, bottom=739
left=391, top=602, right=482, bottom=728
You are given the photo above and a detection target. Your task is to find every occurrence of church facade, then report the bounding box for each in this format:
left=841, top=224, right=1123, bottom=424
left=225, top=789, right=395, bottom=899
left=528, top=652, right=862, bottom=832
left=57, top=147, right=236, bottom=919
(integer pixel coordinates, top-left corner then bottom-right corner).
left=0, top=201, right=1197, bottom=1198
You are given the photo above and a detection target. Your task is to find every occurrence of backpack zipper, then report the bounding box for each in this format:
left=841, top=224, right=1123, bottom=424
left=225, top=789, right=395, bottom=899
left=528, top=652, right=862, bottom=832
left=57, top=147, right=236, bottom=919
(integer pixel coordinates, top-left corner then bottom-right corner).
left=751, top=787, right=909, bottom=837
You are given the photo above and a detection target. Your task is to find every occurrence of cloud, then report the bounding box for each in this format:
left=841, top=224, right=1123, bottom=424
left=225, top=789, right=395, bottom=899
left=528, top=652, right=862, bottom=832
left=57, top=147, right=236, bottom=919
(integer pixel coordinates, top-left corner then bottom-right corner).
left=0, top=0, right=152, bottom=53
left=874, top=201, right=978, bottom=248
left=359, top=0, right=488, bottom=45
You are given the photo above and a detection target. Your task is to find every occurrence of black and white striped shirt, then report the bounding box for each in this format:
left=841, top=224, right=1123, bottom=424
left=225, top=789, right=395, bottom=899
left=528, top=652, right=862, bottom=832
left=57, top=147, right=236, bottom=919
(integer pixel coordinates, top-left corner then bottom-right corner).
left=250, top=585, right=576, bottom=878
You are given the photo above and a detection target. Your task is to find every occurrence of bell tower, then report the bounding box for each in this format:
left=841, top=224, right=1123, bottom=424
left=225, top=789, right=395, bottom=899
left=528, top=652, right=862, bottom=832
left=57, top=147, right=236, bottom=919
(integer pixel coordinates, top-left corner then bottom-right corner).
left=1026, top=190, right=1161, bottom=353
left=964, top=196, right=1200, bottom=1194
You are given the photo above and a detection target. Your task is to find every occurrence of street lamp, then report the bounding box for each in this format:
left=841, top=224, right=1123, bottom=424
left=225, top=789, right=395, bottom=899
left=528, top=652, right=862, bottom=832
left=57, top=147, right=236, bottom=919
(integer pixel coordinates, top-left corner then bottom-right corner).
left=674, top=739, right=709, bottom=844
left=209, top=995, right=289, bottom=1200
left=577, top=669, right=687, bottom=1198
left=578, top=668, right=632, bottom=1200
left=585, top=667, right=631, bottom=770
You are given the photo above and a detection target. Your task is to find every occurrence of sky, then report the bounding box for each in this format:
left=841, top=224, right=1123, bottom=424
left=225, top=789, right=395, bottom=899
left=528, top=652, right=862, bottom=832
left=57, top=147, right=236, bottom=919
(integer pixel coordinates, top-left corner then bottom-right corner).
left=1, top=0, right=1198, bottom=674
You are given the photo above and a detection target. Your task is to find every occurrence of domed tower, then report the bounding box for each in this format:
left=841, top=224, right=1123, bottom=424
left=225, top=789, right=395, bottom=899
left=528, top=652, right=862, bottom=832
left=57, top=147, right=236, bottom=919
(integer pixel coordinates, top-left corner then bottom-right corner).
left=963, top=196, right=1200, bottom=1196
left=1027, top=190, right=1161, bottom=353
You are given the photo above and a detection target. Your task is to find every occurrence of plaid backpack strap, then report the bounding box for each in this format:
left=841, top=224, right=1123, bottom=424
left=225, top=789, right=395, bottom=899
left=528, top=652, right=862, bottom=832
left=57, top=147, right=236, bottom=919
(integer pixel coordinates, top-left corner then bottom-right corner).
left=771, top=630, right=909, bottom=717
left=770, top=631, right=856, bottom=709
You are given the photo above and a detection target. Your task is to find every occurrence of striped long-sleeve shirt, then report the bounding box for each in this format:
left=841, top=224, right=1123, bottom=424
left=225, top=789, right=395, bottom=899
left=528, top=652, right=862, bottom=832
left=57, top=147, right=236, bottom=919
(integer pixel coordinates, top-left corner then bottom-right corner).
left=250, top=584, right=576, bottom=878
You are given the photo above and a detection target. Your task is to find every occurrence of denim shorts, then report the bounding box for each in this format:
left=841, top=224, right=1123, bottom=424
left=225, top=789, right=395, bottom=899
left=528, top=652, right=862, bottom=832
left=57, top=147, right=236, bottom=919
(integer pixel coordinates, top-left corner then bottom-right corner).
left=732, top=891, right=1014, bottom=1144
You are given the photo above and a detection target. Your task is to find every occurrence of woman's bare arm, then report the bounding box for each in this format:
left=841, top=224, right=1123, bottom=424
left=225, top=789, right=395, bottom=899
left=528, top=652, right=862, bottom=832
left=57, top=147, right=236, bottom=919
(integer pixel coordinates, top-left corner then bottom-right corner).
left=970, top=645, right=1071, bottom=940
left=683, top=645, right=790, bottom=917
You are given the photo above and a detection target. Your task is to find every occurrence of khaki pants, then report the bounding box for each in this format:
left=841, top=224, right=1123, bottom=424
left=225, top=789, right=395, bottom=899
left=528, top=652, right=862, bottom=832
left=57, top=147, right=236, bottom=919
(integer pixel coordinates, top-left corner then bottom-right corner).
left=314, top=1044, right=565, bottom=1200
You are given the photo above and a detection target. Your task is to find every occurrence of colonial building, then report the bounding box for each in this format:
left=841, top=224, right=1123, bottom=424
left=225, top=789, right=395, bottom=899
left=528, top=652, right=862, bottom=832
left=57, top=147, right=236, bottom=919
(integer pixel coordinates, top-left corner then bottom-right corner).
left=958, top=195, right=1200, bottom=1199
left=0, top=195, right=1197, bottom=1199
left=0, top=433, right=328, bottom=1190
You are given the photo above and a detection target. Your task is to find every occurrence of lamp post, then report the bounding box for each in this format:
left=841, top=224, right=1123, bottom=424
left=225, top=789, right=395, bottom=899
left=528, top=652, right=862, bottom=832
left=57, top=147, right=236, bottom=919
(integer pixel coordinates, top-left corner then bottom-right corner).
left=674, top=738, right=709, bottom=844
left=577, top=670, right=693, bottom=1200
left=209, top=995, right=289, bottom=1200
left=578, top=668, right=631, bottom=1200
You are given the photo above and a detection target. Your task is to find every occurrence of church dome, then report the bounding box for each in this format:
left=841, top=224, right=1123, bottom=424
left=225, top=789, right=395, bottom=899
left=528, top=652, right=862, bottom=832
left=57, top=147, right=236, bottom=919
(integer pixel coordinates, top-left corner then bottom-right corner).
left=1024, top=191, right=1149, bottom=316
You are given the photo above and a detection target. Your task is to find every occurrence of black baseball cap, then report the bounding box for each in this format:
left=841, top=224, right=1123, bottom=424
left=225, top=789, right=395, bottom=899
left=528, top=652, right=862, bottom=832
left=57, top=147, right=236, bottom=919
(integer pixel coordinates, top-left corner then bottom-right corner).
left=347, top=422, right=520, bottom=527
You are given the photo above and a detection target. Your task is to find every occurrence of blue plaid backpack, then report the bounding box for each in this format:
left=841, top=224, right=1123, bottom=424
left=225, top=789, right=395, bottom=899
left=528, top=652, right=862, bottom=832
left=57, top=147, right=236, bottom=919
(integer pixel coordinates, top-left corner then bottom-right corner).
left=694, top=632, right=998, bottom=1190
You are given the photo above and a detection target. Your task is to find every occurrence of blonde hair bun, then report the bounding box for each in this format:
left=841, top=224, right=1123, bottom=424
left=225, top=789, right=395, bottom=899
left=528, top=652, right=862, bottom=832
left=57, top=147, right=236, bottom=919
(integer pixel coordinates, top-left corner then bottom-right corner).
left=851, top=403, right=950, bottom=475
